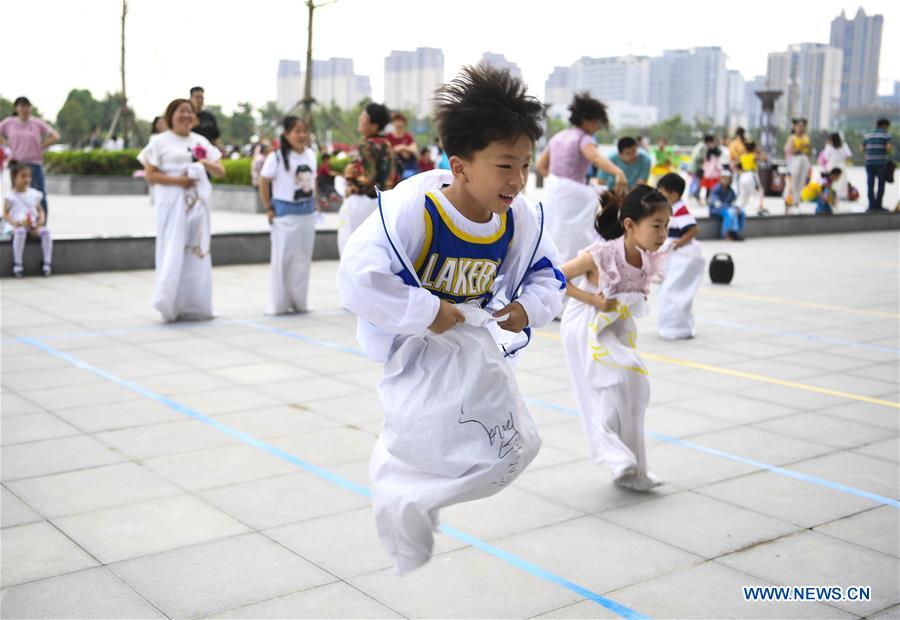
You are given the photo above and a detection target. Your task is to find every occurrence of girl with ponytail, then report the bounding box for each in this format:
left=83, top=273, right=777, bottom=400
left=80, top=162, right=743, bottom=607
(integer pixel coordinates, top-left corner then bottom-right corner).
left=559, top=184, right=670, bottom=491
left=258, top=116, right=318, bottom=314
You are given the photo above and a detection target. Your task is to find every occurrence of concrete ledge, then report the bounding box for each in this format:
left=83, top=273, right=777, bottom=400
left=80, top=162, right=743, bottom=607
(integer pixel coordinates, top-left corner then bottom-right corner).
left=1, top=212, right=897, bottom=277
left=695, top=211, right=900, bottom=239
left=45, top=175, right=148, bottom=195
left=1, top=230, right=339, bottom=277
left=210, top=185, right=261, bottom=214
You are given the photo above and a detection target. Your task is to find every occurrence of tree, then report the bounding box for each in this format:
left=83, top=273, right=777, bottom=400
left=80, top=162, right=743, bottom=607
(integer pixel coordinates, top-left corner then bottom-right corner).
left=56, top=89, right=102, bottom=145
left=226, top=102, right=256, bottom=145
left=258, top=101, right=283, bottom=138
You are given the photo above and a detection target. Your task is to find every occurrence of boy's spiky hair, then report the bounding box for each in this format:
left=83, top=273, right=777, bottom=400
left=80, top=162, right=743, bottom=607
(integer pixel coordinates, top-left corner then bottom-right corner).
left=432, top=65, right=545, bottom=159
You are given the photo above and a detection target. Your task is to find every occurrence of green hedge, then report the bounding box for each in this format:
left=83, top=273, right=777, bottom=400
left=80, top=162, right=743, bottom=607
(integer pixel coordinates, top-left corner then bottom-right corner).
left=45, top=149, right=143, bottom=176
left=214, top=158, right=251, bottom=186
left=43, top=150, right=350, bottom=186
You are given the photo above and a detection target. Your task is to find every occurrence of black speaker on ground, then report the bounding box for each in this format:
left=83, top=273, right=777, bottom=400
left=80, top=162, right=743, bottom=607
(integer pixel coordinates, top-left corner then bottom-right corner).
left=709, top=253, right=734, bottom=284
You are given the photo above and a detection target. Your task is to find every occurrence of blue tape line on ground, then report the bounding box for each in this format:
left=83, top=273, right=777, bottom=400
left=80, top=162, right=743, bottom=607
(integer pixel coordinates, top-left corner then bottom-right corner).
left=234, top=318, right=368, bottom=357
left=441, top=524, right=650, bottom=620
left=17, top=335, right=644, bottom=620
left=522, top=396, right=900, bottom=510
left=238, top=321, right=900, bottom=509
left=16, top=336, right=373, bottom=500
left=698, top=317, right=900, bottom=355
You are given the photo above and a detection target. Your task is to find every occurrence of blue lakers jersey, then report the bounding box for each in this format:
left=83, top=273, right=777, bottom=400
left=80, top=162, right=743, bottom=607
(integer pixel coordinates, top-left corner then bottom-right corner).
left=413, top=191, right=515, bottom=306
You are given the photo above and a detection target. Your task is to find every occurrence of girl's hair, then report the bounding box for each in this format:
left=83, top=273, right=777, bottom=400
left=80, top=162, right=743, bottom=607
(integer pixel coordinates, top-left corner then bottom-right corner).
left=432, top=64, right=545, bottom=159
left=279, top=116, right=308, bottom=172
left=594, top=185, right=669, bottom=240
left=830, top=132, right=842, bottom=148
left=568, top=92, right=609, bottom=129
left=365, top=103, right=391, bottom=132
left=151, top=116, right=164, bottom=134
left=8, top=160, right=29, bottom=182
left=163, top=98, right=193, bottom=129
left=745, top=140, right=756, bottom=151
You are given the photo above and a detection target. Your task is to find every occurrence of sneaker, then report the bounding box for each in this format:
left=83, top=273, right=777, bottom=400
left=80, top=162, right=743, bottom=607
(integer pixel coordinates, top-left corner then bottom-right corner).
left=726, top=231, right=737, bottom=240
left=867, top=207, right=888, bottom=213
left=42, top=263, right=52, bottom=277
left=732, top=234, right=746, bottom=242
left=757, top=207, right=770, bottom=216
left=13, top=265, right=24, bottom=279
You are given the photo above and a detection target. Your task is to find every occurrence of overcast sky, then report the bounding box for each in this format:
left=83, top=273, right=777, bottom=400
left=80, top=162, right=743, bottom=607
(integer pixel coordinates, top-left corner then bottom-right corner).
left=5, top=0, right=898, bottom=120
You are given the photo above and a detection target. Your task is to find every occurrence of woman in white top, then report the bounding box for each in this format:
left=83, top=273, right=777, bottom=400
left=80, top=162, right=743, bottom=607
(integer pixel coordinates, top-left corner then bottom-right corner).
left=818, top=133, right=853, bottom=199
left=259, top=116, right=318, bottom=314
left=138, top=98, right=224, bottom=322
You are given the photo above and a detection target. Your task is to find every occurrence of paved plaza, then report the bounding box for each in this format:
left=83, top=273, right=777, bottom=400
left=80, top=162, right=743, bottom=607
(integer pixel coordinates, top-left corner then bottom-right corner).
left=1, top=231, right=898, bottom=619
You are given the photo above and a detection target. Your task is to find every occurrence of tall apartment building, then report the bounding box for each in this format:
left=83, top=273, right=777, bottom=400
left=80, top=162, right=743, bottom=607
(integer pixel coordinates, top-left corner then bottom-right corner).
left=830, top=8, right=884, bottom=110
left=478, top=52, right=523, bottom=80
left=384, top=47, right=444, bottom=118
left=275, top=58, right=371, bottom=112
left=766, top=43, right=843, bottom=130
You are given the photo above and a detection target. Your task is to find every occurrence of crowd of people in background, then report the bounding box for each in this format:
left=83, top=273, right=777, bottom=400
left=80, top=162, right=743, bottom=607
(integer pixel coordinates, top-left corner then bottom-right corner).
left=0, top=84, right=896, bottom=281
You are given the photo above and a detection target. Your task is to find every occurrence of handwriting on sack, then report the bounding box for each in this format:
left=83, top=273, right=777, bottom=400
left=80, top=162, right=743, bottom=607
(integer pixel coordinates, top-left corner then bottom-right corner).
left=458, top=408, right=521, bottom=458
left=458, top=408, right=523, bottom=487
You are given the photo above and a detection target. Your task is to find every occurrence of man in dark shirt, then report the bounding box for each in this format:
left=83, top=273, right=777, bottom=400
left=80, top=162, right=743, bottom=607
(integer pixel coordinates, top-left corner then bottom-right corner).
left=863, top=118, right=894, bottom=212
left=189, top=86, right=221, bottom=146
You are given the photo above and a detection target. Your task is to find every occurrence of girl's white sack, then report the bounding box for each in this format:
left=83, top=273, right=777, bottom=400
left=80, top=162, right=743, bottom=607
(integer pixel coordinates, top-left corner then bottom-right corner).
left=656, top=240, right=704, bottom=339
left=561, top=291, right=661, bottom=491
left=268, top=213, right=316, bottom=314
left=371, top=305, right=541, bottom=574
left=543, top=174, right=602, bottom=262
left=153, top=162, right=213, bottom=322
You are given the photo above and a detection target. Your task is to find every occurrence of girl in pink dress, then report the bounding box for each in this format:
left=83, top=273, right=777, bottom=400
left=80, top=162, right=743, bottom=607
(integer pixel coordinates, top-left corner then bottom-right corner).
left=560, top=185, right=670, bottom=490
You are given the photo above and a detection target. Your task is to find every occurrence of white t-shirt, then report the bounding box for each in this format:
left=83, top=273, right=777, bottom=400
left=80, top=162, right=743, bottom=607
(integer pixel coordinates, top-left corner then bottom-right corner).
left=137, top=130, right=221, bottom=174
left=5, top=187, right=42, bottom=223
left=260, top=147, right=317, bottom=203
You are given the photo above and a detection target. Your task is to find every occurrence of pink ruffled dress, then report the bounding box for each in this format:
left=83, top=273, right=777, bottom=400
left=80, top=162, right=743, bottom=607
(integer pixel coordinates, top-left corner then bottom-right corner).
left=559, top=236, right=665, bottom=491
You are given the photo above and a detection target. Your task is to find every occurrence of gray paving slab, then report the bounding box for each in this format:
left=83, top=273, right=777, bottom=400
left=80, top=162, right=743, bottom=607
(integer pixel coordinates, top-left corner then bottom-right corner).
left=493, top=515, right=701, bottom=594
left=789, top=451, right=900, bottom=499
left=5, top=462, right=183, bottom=518
left=0, top=411, right=81, bottom=445
left=853, top=437, right=899, bottom=463
left=0, top=486, right=41, bottom=528
left=537, top=560, right=854, bottom=619
left=813, top=506, right=899, bottom=558
left=1, top=520, right=100, bottom=587
left=141, top=443, right=299, bottom=492
left=697, top=470, right=883, bottom=529
left=664, top=393, right=799, bottom=425
left=717, top=530, right=899, bottom=616
left=265, top=507, right=466, bottom=580
left=515, top=459, right=678, bottom=514
left=49, top=398, right=185, bottom=433
left=600, top=491, right=801, bottom=558
left=752, top=412, right=897, bottom=450
left=198, top=472, right=370, bottom=530
left=1, top=434, right=127, bottom=482
left=869, top=603, right=900, bottom=619
left=95, top=418, right=241, bottom=460
left=109, top=533, right=336, bottom=619
left=0, top=567, right=166, bottom=619
left=348, top=545, right=587, bottom=619
left=54, top=494, right=251, bottom=564
left=209, top=581, right=402, bottom=619
left=0, top=392, right=45, bottom=417
left=1, top=231, right=897, bottom=618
